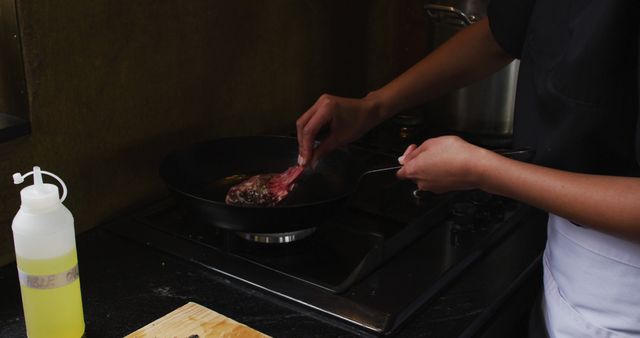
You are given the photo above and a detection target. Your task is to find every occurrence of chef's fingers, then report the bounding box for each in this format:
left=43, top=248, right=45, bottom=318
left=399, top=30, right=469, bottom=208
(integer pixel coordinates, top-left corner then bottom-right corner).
left=310, top=135, right=340, bottom=168
left=396, top=159, right=415, bottom=179
left=398, top=149, right=429, bottom=182
left=398, top=144, right=417, bottom=164
left=296, top=106, right=320, bottom=165
left=398, top=142, right=432, bottom=178
left=300, top=103, right=333, bottom=166
left=401, top=142, right=426, bottom=165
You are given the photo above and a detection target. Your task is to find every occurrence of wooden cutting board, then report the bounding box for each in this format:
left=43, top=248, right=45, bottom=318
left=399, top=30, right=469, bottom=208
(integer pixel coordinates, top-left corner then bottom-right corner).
left=124, top=302, right=271, bottom=338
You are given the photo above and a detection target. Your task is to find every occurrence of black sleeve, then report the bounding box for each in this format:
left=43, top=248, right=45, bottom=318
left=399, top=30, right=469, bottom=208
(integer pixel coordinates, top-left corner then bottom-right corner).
left=487, top=0, right=536, bottom=59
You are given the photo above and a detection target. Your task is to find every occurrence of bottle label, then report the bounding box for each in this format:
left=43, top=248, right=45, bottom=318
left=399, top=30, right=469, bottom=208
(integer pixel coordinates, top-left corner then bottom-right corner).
left=18, top=265, right=79, bottom=290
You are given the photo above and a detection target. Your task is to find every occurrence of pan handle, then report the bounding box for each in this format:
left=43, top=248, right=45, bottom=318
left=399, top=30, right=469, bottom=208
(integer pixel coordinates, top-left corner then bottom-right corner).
left=425, top=4, right=477, bottom=27
left=360, top=165, right=403, bottom=177
left=356, top=148, right=533, bottom=179
left=351, top=148, right=534, bottom=196
left=349, top=165, right=403, bottom=202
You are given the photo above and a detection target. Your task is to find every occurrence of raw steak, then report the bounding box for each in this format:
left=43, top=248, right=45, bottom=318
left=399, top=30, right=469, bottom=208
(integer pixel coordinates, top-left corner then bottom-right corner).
left=225, top=165, right=304, bottom=207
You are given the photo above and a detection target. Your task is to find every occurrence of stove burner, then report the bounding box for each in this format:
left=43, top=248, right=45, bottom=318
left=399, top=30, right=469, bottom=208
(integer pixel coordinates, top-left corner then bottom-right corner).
left=236, top=228, right=316, bottom=244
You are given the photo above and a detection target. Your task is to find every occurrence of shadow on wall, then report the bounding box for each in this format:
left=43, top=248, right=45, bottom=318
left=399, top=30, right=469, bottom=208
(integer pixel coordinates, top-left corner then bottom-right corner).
left=0, top=0, right=429, bottom=265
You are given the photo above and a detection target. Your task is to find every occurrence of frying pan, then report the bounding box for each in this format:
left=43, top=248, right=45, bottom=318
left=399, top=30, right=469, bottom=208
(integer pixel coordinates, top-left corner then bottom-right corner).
left=159, top=136, right=368, bottom=233
left=159, top=136, right=534, bottom=234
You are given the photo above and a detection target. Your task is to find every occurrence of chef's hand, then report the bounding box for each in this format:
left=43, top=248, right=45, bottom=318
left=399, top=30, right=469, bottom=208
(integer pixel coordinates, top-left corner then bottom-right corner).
left=397, top=136, right=491, bottom=193
left=296, top=93, right=386, bottom=167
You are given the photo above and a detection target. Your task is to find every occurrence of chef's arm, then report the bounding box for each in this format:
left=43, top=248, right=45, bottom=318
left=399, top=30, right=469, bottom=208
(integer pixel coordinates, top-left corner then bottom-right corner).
left=368, top=16, right=513, bottom=119
left=298, top=16, right=514, bottom=165
left=477, top=151, right=640, bottom=240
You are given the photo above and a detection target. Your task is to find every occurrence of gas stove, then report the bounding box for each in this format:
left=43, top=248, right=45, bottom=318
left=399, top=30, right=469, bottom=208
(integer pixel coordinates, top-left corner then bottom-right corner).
left=107, top=140, right=532, bottom=336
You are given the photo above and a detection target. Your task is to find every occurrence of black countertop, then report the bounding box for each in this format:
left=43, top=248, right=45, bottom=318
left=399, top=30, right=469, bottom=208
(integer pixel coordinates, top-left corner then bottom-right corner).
left=0, top=205, right=547, bottom=337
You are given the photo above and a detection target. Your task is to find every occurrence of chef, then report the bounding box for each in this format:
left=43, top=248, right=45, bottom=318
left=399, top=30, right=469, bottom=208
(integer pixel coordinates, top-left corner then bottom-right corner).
left=296, top=1, right=640, bottom=337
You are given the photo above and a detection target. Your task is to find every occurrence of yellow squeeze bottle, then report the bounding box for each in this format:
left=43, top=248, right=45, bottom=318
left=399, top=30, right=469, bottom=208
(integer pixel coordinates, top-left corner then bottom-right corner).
left=11, top=167, right=85, bottom=338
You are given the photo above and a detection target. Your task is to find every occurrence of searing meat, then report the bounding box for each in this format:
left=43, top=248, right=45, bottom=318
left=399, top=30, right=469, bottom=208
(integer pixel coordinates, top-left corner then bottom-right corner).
left=225, top=165, right=304, bottom=206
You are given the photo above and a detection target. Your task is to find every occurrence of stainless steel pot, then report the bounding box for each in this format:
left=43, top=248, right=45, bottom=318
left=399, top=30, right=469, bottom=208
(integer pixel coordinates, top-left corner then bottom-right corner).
left=424, top=1, right=519, bottom=140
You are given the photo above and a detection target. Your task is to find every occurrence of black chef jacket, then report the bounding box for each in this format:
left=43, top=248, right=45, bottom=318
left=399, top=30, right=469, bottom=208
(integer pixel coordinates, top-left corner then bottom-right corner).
left=487, top=0, right=640, bottom=177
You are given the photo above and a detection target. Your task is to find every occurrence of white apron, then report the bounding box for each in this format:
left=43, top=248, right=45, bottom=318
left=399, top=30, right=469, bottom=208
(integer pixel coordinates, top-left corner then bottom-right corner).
left=542, top=214, right=640, bottom=337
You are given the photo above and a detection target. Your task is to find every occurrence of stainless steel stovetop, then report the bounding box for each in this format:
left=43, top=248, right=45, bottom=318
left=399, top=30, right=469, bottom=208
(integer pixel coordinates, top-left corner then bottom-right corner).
left=107, top=142, right=531, bottom=336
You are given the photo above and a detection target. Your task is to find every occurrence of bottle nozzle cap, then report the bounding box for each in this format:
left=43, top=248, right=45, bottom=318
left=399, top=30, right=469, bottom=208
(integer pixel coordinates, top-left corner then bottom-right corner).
left=12, top=173, right=24, bottom=184
left=12, top=166, right=68, bottom=212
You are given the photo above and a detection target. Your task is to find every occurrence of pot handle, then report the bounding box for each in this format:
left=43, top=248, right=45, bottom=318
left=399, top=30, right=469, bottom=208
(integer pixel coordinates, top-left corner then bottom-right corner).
left=425, top=4, right=477, bottom=27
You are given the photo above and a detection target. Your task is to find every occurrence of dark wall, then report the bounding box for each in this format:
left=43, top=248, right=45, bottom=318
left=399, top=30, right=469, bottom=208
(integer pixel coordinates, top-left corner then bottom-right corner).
left=0, top=0, right=428, bottom=265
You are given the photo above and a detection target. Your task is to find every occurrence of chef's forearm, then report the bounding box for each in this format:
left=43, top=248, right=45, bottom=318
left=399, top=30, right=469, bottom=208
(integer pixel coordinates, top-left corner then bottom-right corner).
left=476, top=151, right=640, bottom=241
left=366, top=17, right=514, bottom=119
